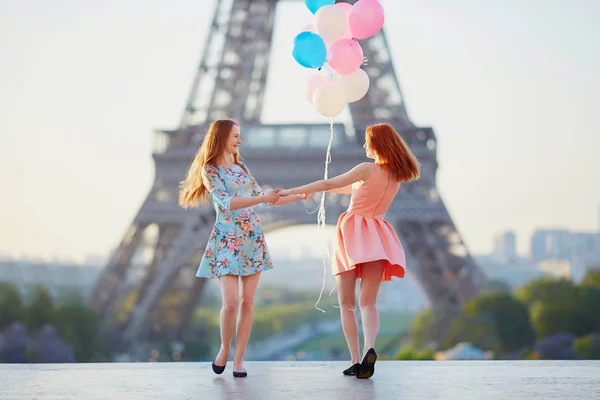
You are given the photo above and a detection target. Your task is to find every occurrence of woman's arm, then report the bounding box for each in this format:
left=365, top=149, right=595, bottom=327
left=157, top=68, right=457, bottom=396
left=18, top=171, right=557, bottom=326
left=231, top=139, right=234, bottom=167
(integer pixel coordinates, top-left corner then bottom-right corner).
left=270, top=193, right=307, bottom=206
left=230, top=193, right=279, bottom=210
left=203, top=165, right=279, bottom=211
left=281, top=163, right=372, bottom=196
left=327, top=185, right=353, bottom=195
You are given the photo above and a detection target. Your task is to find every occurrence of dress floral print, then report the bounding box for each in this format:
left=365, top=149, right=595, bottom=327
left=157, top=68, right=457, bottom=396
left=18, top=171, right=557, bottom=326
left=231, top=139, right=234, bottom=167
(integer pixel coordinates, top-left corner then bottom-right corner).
left=196, top=163, right=274, bottom=278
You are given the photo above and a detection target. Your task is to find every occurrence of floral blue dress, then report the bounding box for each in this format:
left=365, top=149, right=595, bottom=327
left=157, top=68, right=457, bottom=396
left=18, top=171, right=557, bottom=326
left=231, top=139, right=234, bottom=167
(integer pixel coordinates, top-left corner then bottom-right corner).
left=196, top=163, right=274, bottom=278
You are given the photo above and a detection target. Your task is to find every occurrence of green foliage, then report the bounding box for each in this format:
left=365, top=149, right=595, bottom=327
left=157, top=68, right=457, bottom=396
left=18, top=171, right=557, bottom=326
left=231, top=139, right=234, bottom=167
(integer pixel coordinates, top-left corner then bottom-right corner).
left=53, top=302, right=100, bottom=362
left=24, top=287, right=54, bottom=333
left=573, top=334, right=600, bottom=360
left=0, top=284, right=106, bottom=362
left=409, top=305, right=461, bottom=350
left=180, top=340, right=212, bottom=360
left=251, top=302, right=337, bottom=342
left=529, top=301, right=575, bottom=339
left=0, top=282, right=23, bottom=330
left=574, top=286, right=600, bottom=335
left=465, top=292, right=535, bottom=353
left=487, top=279, right=512, bottom=294
left=580, top=269, right=600, bottom=288
left=515, top=277, right=578, bottom=308
left=439, top=310, right=500, bottom=353
left=256, top=286, right=329, bottom=307
left=525, top=282, right=600, bottom=340
left=394, top=346, right=434, bottom=360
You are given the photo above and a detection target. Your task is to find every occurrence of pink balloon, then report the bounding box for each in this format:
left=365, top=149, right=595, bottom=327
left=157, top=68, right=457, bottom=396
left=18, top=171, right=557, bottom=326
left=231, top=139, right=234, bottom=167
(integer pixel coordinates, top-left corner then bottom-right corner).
left=306, top=75, right=332, bottom=103
left=328, top=39, right=363, bottom=75
left=334, top=2, right=353, bottom=39
left=349, top=0, right=385, bottom=40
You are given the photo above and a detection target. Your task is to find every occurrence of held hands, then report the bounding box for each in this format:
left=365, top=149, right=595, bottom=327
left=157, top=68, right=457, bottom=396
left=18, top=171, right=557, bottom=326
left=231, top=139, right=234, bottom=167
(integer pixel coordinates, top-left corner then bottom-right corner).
left=264, top=189, right=310, bottom=205
left=263, top=189, right=282, bottom=203
left=278, top=189, right=310, bottom=200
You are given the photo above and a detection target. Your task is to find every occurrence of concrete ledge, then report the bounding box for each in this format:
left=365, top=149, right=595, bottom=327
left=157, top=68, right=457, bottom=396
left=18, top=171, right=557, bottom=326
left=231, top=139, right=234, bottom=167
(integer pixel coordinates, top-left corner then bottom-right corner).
left=1, top=361, right=599, bottom=399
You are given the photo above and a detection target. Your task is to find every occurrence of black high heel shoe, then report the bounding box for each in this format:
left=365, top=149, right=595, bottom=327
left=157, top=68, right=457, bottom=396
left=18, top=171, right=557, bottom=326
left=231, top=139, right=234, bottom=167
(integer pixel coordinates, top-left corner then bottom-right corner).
left=212, top=362, right=226, bottom=375
left=343, top=363, right=361, bottom=376
left=233, top=369, right=247, bottom=378
left=356, top=348, right=377, bottom=379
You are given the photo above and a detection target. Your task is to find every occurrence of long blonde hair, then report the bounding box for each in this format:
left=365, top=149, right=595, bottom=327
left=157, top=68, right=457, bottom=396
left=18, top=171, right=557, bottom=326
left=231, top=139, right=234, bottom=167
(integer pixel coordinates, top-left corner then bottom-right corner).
left=366, top=123, right=420, bottom=182
left=178, top=119, right=246, bottom=208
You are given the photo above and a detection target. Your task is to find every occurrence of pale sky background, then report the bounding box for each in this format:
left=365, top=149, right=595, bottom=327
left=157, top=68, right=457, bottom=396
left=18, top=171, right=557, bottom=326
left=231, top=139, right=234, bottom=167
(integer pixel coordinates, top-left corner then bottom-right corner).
left=1, top=0, right=599, bottom=263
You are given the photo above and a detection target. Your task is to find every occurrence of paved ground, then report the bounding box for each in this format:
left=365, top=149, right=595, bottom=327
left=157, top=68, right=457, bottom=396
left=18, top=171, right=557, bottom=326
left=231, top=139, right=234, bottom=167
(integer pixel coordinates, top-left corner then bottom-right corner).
left=1, top=361, right=599, bottom=399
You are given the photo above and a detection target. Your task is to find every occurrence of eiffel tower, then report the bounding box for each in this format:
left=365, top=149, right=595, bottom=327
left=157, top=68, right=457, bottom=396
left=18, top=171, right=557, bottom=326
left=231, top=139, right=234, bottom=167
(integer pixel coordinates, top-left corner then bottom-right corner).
left=89, top=0, right=487, bottom=350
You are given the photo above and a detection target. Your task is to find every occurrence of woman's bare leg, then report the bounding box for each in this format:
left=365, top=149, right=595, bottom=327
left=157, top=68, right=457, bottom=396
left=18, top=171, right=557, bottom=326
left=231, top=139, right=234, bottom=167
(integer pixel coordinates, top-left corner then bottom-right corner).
left=233, top=272, right=261, bottom=371
left=214, top=275, right=239, bottom=366
left=358, top=260, right=385, bottom=357
left=336, top=268, right=360, bottom=364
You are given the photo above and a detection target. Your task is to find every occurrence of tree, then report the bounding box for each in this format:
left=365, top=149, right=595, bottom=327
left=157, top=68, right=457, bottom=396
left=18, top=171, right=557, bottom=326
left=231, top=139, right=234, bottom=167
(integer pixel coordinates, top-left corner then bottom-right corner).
left=394, top=346, right=434, bottom=360
left=574, top=286, right=600, bottom=335
left=465, top=292, right=536, bottom=354
left=573, top=334, right=600, bottom=360
left=526, top=284, right=600, bottom=339
left=0, top=282, right=23, bottom=330
left=487, top=279, right=512, bottom=294
left=24, top=287, right=55, bottom=333
left=409, top=305, right=462, bottom=350
left=440, top=310, right=500, bottom=353
left=581, top=268, right=600, bottom=288
left=515, top=277, right=578, bottom=308
left=53, top=302, right=100, bottom=362
left=529, top=301, right=579, bottom=339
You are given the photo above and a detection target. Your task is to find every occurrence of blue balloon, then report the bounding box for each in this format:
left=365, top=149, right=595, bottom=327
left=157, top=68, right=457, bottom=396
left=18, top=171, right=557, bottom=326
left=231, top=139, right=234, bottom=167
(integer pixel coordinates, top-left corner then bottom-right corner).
left=292, top=32, right=327, bottom=69
left=304, top=0, right=335, bottom=15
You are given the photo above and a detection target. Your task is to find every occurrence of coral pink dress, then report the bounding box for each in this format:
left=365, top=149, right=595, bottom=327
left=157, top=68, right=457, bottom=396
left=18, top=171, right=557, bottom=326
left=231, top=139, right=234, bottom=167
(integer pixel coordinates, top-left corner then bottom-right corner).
left=332, top=163, right=406, bottom=281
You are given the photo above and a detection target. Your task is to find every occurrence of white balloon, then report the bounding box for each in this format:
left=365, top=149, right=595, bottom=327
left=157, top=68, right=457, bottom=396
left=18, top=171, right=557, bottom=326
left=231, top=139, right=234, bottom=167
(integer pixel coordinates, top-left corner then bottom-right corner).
left=314, top=5, right=347, bottom=44
left=312, top=82, right=347, bottom=117
left=338, top=68, right=370, bottom=103
left=306, top=74, right=331, bottom=104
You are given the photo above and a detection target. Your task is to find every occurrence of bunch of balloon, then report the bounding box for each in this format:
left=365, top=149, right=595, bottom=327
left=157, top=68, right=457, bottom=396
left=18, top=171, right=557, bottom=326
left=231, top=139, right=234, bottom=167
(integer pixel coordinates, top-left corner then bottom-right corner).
left=292, top=0, right=385, bottom=118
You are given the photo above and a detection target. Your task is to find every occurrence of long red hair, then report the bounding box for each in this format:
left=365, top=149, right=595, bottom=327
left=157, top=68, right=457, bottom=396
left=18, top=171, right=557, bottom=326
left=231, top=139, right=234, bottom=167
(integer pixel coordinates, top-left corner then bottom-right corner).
left=366, top=123, right=420, bottom=182
left=178, top=119, right=246, bottom=208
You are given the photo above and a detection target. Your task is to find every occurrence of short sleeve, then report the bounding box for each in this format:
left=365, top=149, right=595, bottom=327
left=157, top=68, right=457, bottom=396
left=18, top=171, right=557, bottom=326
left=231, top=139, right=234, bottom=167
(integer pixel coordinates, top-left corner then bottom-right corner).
left=203, top=165, right=232, bottom=211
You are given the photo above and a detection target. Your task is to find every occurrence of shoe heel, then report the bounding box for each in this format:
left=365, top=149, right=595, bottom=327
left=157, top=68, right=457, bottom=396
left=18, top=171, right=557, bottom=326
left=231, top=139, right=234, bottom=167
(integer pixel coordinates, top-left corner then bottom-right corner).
left=233, top=370, right=247, bottom=378
left=356, top=349, right=377, bottom=380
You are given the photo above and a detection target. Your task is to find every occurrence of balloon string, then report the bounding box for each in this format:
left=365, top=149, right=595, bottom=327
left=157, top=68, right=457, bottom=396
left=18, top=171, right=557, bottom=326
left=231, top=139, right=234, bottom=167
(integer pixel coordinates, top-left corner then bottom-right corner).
left=314, top=118, right=335, bottom=313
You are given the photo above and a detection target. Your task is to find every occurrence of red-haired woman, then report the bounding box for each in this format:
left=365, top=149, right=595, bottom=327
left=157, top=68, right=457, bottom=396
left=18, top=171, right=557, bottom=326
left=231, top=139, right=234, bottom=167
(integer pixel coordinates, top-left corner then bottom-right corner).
left=280, top=123, right=420, bottom=379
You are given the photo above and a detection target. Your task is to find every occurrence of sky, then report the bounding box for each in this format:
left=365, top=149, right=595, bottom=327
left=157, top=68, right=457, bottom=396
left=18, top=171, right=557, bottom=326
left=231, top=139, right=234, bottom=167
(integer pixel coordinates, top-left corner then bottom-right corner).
left=1, top=0, right=599, bottom=263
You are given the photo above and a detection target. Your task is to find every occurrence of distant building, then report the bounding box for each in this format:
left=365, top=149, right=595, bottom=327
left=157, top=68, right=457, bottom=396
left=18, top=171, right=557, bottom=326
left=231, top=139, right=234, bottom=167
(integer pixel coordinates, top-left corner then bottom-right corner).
left=537, top=260, right=571, bottom=279
left=0, top=260, right=102, bottom=300
left=530, top=230, right=571, bottom=262
left=474, top=255, right=550, bottom=289
left=494, top=231, right=517, bottom=263
left=529, top=230, right=600, bottom=282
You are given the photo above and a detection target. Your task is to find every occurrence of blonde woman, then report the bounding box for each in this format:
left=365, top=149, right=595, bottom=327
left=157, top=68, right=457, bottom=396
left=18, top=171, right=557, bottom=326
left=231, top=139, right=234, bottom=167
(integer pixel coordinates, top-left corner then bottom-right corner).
left=179, top=119, right=305, bottom=378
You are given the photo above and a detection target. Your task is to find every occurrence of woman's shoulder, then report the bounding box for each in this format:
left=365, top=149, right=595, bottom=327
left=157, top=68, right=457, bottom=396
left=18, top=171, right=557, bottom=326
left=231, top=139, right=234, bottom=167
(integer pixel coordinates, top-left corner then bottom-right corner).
left=202, top=164, right=222, bottom=181
left=356, top=161, right=379, bottom=168
left=203, top=164, right=217, bottom=173
left=356, top=162, right=379, bottom=177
